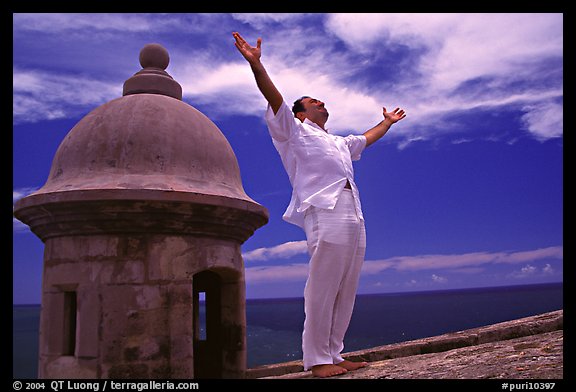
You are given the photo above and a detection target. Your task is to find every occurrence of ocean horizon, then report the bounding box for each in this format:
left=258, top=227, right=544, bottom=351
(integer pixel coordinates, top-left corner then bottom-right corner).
left=13, top=282, right=563, bottom=378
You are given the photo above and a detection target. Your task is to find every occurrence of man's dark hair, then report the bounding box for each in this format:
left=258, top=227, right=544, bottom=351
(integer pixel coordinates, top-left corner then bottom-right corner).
left=292, top=96, right=310, bottom=116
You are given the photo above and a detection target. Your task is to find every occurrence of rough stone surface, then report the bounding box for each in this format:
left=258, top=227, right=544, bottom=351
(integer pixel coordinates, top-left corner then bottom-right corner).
left=250, top=310, right=563, bottom=380
left=273, top=330, right=563, bottom=379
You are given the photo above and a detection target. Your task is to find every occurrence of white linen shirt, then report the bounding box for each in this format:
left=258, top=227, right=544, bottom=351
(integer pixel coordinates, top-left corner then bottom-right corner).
left=265, top=101, right=367, bottom=228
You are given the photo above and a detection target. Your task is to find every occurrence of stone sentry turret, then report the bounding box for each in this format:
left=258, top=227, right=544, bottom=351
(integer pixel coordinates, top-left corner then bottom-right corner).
left=13, top=43, right=268, bottom=379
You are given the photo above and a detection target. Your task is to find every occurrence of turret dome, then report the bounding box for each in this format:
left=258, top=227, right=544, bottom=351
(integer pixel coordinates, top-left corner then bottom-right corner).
left=14, top=43, right=268, bottom=242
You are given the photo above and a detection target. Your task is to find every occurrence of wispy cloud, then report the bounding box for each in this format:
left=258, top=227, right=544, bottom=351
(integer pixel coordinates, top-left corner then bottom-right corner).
left=13, top=187, right=38, bottom=233
left=509, top=263, right=557, bottom=280
left=13, top=13, right=185, bottom=33
left=13, top=68, right=120, bottom=124
left=243, top=240, right=308, bottom=262
left=520, top=101, right=564, bottom=141
left=431, top=274, right=448, bottom=284
left=325, top=13, right=562, bottom=92
left=324, top=13, right=563, bottom=142
left=244, top=245, right=563, bottom=284
left=362, top=246, right=564, bottom=273
left=13, top=13, right=563, bottom=146
left=13, top=187, right=38, bottom=203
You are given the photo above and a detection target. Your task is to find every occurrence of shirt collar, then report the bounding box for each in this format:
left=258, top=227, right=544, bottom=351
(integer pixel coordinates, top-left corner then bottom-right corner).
left=303, top=118, right=329, bottom=133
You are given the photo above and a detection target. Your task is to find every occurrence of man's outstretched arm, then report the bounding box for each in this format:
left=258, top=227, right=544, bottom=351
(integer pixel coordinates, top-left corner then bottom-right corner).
left=233, top=32, right=283, bottom=115
left=363, top=107, right=406, bottom=147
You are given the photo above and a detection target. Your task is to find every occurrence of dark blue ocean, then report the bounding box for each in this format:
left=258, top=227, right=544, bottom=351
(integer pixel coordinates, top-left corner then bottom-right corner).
left=13, top=282, right=563, bottom=378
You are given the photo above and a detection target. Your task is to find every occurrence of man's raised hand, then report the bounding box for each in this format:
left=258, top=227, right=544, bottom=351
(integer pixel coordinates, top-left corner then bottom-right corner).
left=383, top=107, right=406, bottom=125
left=233, top=32, right=262, bottom=64
left=231, top=32, right=283, bottom=114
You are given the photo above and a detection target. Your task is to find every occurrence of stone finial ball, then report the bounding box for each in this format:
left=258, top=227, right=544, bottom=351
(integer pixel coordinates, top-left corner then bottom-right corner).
left=139, top=43, right=170, bottom=70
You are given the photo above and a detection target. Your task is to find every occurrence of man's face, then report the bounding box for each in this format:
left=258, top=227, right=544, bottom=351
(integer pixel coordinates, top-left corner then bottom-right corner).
left=301, top=97, right=329, bottom=124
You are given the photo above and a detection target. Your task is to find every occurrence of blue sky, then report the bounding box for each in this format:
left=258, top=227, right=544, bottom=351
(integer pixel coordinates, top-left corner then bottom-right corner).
left=13, top=13, right=563, bottom=304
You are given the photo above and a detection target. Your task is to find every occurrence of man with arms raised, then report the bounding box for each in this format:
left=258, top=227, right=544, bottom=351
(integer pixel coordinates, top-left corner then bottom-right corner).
left=233, top=32, right=406, bottom=378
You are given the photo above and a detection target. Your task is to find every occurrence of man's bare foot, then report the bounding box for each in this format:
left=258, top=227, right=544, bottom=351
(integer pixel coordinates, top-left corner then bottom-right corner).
left=336, top=359, right=368, bottom=371
left=311, top=364, right=348, bottom=378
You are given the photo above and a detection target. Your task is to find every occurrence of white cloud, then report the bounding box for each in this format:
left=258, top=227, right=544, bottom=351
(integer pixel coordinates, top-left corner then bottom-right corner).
left=13, top=13, right=177, bottom=33
left=13, top=187, right=39, bottom=203
left=13, top=13, right=563, bottom=143
left=364, top=246, right=563, bottom=273
left=493, top=246, right=564, bottom=264
left=510, top=264, right=537, bottom=279
left=176, top=61, right=267, bottom=117
left=521, top=101, right=564, bottom=141
left=225, top=13, right=562, bottom=142
left=243, top=240, right=308, bottom=262
left=244, top=245, right=563, bottom=284
left=230, top=13, right=308, bottom=28
left=175, top=38, right=385, bottom=133
left=327, top=13, right=562, bottom=91
left=431, top=274, right=447, bottom=284
left=325, top=13, right=452, bottom=52
left=13, top=69, right=121, bottom=124
left=13, top=187, right=39, bottom=233
left=521, top=265, right=537, bottom=274
left=324, top=13, right=563, bottom=141
left=509, top=262, right=557, bottom=280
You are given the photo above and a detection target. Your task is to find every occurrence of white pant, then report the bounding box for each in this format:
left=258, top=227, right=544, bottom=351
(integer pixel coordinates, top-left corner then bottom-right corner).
left=302, top=189, right=366, bottom=370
